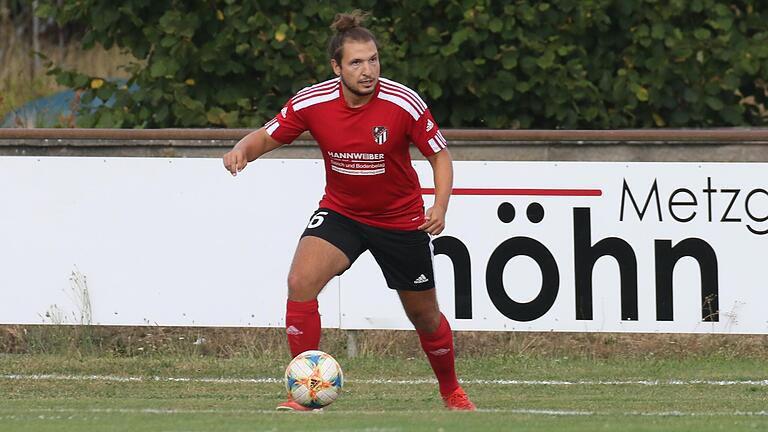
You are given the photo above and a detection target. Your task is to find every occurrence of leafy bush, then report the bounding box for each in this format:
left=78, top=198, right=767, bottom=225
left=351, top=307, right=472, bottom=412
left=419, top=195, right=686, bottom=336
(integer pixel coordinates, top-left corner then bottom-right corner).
left=37, top=0, right=768, bottom=128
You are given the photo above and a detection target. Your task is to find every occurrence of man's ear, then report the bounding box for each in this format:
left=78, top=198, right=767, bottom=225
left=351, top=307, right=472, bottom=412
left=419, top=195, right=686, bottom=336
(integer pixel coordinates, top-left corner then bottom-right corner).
left=331, top=59, right=341, bottom=77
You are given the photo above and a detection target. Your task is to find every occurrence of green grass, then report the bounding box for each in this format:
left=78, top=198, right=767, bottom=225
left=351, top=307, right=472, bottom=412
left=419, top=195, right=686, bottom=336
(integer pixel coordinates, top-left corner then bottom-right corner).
left=1, top=354, right=766, bottom=431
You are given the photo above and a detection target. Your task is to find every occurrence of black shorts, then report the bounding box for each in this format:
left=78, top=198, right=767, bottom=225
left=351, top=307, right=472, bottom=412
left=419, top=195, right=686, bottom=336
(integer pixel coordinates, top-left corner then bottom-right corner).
left=301, top=208, right=435, bottom=291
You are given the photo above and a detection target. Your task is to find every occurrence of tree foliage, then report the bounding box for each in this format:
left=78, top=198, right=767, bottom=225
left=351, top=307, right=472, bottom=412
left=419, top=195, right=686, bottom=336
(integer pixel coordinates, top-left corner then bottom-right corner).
left=37, top=0, right=768, bottom=128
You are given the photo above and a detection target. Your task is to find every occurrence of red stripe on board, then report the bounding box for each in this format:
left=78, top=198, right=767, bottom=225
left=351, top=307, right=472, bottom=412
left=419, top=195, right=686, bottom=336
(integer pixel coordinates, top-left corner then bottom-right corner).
left=421, top=188, right=602, bottom=196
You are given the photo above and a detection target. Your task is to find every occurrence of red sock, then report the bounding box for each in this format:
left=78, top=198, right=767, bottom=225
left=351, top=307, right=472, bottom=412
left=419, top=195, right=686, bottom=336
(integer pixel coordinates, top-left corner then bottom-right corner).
left=285, top=299, right=321, bottom=358
left=417, top=313, right=460, bottom=397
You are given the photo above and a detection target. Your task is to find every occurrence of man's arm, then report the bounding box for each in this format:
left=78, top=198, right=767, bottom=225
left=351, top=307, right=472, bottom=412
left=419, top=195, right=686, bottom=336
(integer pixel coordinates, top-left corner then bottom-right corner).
left=222, top=128, right=284, bottom=176
left=418, top=148, right=453, bottom=235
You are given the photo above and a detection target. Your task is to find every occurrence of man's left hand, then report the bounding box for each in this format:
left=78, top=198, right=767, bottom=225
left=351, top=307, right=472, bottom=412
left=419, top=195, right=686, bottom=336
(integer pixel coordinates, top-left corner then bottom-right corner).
left=418, top=205, right=446, bottom=235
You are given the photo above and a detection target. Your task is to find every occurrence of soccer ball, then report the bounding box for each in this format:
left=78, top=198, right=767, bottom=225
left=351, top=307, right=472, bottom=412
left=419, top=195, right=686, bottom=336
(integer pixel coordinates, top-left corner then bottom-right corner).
left=285, top=350, right=343, bottom=408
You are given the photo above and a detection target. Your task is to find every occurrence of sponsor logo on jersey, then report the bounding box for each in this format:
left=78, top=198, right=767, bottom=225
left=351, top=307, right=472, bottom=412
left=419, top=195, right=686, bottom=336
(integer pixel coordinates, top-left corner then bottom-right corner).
left=373, top=126, right=388, bottom=145
left=413, top=274, right=429, bottom=284
left=426, top=119, right=434, bottom=132
left=428, top=348, right=451, bottom=356
left=327, top=152, right=384, bottom=160
left=281, top=107, right=288, bottom=118
left=328, top=151, right=386, bottom=176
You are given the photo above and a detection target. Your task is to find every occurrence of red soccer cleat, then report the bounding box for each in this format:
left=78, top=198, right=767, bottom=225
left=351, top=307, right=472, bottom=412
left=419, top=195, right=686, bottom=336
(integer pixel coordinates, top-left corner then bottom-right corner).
left=275, top=397, right=322, bottom=412
left=442, top=386, right=476, bottom=411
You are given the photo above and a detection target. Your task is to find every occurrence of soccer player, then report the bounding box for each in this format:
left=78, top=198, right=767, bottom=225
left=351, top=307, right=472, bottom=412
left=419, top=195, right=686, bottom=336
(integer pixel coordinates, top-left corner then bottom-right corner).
left=222, top=10, right=475, bottom=412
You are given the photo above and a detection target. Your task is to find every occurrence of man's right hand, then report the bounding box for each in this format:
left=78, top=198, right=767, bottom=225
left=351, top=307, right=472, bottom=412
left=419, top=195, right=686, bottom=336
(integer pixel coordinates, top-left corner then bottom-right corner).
left=223, top=148, right=247, bottom=176
left=223, top=128, right=284, bottom=176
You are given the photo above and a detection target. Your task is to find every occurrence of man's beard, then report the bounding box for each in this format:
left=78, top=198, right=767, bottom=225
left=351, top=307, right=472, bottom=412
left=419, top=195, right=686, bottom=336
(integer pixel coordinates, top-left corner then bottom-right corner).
left=340, top=75, right=376, bottom=97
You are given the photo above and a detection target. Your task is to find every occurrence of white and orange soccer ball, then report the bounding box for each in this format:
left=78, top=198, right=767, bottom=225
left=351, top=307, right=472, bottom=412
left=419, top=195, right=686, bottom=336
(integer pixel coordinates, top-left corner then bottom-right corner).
left=284, top=350, right=344, bottom=409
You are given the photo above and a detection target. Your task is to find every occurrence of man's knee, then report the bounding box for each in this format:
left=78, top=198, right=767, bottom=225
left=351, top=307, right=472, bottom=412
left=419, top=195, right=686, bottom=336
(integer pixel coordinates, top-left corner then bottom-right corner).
left=287, top=271, right=321, bottom=301
left=406, top=307, right=441, bottom=333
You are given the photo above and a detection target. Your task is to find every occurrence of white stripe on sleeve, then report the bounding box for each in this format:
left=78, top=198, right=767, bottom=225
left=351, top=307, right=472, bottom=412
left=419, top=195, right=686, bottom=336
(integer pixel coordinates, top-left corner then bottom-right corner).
left=265, top=120, right=280, bottom=135
left=435, top=131, right=447, bottom=148
left=427, top=137, right=441, bottom=153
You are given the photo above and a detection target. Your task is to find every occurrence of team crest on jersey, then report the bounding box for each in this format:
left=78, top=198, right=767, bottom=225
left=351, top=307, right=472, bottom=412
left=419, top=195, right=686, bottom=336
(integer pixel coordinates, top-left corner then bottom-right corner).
left=373, top=126, right=388, bottom=145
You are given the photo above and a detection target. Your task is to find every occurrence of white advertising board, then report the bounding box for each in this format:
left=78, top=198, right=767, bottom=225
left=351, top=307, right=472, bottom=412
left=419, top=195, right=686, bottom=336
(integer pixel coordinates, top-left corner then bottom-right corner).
left=353, top=161, right=768, bottom=334
left=0, top=157, right=338, bottom=328
left=1, top=157, right=767, bottom=334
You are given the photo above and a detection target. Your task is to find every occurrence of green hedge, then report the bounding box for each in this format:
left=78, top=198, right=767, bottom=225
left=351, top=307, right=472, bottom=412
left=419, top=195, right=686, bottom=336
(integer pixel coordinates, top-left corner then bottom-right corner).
left=38, top=0, right=768, bottom=128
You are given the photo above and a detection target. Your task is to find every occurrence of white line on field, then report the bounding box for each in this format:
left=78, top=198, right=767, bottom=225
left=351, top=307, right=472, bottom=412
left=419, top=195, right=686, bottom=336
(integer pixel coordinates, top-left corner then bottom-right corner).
left=0, top=407, right=767, bottom=418
left=2, top=373, right=768, bottom=386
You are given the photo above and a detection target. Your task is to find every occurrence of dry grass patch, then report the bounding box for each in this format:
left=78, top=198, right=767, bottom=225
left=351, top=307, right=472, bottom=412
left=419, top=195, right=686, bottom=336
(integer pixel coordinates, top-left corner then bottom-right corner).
left=3, top=325, right=767, bottom=360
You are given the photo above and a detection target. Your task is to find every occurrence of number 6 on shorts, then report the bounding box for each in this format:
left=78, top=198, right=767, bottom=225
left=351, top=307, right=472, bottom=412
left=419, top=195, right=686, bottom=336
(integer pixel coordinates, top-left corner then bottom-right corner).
left=307, top=211, right=328, bottom=229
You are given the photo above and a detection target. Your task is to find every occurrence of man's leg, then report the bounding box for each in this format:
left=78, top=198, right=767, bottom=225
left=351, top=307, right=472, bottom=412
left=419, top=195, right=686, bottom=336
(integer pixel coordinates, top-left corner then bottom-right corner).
left=398, top=289, right=475, bottom=410
left=285, top=235, right=350, bottom=357
left=398, top=289, right=458, bottom=392
left=278, top=235, right=350, bottom=411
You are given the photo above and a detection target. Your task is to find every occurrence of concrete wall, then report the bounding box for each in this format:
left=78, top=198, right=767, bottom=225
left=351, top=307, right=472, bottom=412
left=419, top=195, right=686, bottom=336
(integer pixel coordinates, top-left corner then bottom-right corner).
left=1, top=128, right=768, bottom=161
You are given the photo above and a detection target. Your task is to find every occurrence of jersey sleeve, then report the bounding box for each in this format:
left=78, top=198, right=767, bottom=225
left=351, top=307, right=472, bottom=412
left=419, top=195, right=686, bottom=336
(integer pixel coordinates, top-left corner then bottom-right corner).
left=409, top=107, right=448, bottom=157
left=263, top=97, right=307, bottom=145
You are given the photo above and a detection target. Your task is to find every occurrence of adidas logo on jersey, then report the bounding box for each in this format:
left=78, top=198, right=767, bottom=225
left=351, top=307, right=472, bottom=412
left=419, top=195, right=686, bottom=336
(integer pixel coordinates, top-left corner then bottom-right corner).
left=426, top=119, right=434, bottom=132
left=281, top=107, right=288, bottom=118
left=413, top=274, right=429, bottom=284
left=286, top=325, right=303, bottom=335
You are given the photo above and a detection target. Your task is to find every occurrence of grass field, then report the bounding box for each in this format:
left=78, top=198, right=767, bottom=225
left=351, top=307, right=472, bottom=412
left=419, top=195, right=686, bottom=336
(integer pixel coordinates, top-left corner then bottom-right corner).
left=1, top=352, right=766, bottom=432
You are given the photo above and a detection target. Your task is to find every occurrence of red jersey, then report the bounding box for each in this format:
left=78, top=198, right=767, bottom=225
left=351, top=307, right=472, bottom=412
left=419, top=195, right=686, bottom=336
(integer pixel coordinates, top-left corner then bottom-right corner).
left=264, top=77, right=448, bottom=230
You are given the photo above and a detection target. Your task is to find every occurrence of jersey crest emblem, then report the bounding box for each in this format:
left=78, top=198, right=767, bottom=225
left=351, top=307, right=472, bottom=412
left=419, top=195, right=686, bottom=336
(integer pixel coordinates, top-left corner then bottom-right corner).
left=373, top=126, right=388, bottom=145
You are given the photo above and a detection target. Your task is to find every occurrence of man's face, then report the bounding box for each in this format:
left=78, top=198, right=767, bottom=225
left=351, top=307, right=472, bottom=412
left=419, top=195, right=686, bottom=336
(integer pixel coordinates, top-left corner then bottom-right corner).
left=332, top=40, right=380, bottom=98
